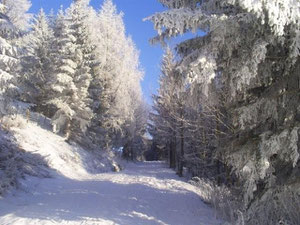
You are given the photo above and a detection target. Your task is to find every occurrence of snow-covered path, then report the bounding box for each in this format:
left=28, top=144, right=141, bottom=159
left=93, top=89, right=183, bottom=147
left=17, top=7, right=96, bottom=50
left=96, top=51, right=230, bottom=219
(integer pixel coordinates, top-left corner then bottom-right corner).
left=0, top=162, right=222, bottom=225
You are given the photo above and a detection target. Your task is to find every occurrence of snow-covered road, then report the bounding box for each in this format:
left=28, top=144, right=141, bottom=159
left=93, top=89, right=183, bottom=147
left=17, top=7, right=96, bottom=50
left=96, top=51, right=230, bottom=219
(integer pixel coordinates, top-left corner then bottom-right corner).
left=0, top=161, right=222, bottom=225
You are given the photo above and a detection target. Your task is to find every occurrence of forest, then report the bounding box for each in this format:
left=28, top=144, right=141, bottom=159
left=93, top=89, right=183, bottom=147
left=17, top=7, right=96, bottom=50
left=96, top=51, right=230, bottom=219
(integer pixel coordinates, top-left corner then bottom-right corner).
left=0, top=0, right=299, bottom=225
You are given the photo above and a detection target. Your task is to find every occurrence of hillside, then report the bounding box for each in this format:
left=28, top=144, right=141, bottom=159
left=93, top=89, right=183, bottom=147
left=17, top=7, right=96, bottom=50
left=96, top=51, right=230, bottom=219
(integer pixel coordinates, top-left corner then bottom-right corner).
left=0, top=115, right=119, bottom=195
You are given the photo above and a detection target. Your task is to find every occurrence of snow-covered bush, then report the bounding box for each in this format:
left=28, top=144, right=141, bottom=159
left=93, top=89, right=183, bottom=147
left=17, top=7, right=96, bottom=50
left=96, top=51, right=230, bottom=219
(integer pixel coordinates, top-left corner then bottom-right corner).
left=189, top=177, right=243, bottom=224
left=71, top=145, right=123, bottom=174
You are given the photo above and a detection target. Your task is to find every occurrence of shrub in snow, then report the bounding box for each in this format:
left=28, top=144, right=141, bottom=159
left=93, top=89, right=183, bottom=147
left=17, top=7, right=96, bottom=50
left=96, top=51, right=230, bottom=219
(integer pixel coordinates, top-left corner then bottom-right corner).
left=74, top=146, right=123, bottom=174
left=189, top=177, right=243, bottom=224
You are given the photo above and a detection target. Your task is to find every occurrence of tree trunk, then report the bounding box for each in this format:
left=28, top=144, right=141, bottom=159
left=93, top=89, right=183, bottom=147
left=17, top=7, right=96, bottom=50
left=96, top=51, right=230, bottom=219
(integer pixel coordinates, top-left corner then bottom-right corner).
left=178, top=117, right=184, bottom=177
left=170, top=134, right=176, bottom=169
left=169, top=142, right=173, bottom=168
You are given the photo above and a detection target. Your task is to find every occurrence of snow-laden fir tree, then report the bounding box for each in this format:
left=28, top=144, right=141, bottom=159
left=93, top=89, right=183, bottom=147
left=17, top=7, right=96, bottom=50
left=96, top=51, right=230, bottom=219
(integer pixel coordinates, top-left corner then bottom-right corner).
left=147, top=0, right=300, bottom=223
left=1, top=0, right=32, bottom=30
left=48, top=8, right=76, bottom=135
left=50, top=0, right=94, bottom=141
left=119, top=37, right=145, bottom=155
left=92, top=0, right=128, bottom=139
left=20, top=9, right=55, bottom=112
left=89, top=0, right=144, bottom=149
left=0, top=1, right=31, bottom=116
left=150, top=47, right=183, bottom=170
left=151, top=47, right=216, bottom=176
left=146, top=0, right=299, bottom=98
left=122, top=100, right=149, bottom=160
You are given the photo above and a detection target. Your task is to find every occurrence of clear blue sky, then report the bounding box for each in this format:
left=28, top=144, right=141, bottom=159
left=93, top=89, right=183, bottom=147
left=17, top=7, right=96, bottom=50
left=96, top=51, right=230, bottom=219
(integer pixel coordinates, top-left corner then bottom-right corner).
left=29, top=0, right=167, bottom=104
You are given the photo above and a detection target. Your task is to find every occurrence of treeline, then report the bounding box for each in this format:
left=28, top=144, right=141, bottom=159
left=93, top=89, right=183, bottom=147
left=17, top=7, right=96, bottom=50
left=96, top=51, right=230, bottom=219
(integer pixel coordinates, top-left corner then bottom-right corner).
left=147, top=0, right=300, bottom=224
left=0, top=0, right=147, bottom=158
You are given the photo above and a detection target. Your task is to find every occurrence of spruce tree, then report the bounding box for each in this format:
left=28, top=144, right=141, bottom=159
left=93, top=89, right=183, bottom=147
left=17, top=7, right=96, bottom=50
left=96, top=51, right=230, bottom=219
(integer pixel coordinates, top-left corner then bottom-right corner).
left=50, top=1, right=93, bottom=142
left=89, top=0, right=144, bottom=149
left=0, top=3, right=24, bottom=116
left=20, top=9, right=55, bottom=112
left=147, top=0, right=300, bottom=222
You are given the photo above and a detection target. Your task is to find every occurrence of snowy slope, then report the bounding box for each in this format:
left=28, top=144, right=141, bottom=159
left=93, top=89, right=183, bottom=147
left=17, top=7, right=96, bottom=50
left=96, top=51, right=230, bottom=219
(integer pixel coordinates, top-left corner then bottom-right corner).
left=0, top=114, right=119, bottom=197
left=9, top=116, right=117, bottom=179
left=0, top=162, right=223, bottom=225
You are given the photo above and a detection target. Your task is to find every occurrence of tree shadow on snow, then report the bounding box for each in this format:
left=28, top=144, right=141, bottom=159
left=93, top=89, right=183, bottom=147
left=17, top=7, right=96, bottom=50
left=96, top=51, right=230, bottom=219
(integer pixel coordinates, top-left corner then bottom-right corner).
left=0, top=126, right=52, bottom=196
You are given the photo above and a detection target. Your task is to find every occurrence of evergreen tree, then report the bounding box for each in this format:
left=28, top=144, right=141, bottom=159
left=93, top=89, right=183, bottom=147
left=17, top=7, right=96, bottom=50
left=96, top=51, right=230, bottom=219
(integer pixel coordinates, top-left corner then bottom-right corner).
left=93, top=0, right=127, bottom=138
left=2, top=0, right=32, bottom=30
left=50, top=1, right=93, bottom=141
left=150, top=47, right=188, bottom=174
left=0, top=2, right=28, bottom=116
left=20, top=9, right=55, bottom=112
left=89, top=0, right=144, bottom=149
left=147, top=0, right=300, bottom=223
left=150, top=47, right=177, bottom=167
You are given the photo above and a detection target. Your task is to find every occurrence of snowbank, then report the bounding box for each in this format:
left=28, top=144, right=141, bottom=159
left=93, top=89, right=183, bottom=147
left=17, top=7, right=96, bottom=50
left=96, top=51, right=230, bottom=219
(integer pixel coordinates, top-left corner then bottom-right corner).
left=0, top=115, right=120, bottom=195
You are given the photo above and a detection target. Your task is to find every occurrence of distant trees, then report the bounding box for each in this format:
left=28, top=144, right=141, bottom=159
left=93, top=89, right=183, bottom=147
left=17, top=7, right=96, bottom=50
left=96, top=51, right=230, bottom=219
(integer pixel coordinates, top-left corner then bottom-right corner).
left=147, top=0, right=300, bottom=223
left=150, top=46, right=225, bottom=177
left=123, top=101, right=149, bottom=161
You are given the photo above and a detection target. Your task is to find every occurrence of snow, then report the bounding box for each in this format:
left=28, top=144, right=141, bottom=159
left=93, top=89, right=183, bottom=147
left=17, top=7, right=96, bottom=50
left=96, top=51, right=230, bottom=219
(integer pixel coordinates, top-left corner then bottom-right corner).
left=8, top=117, right=116, bottom=178
left=0, top=162, right=222, bottom=225
left=0, top=117, right=222, bottom=225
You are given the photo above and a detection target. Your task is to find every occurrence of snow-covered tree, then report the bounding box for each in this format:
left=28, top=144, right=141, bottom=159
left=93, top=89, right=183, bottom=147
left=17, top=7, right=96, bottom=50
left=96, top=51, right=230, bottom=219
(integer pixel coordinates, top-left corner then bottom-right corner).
left=122, top=100, right=149, bottom=161
left=88, top=0, right=144, bottom=149
left=50, top=1, right=94, bottom=141
left=147, top=0, right=300, bottom=223
left=47, top=8, right=75, bottom=135
left=146, top=0, right=299, bottom=98
left=20, top=9, right=55, bottom=111
left=119, top=37, right=145, bottom=152
left=150, top=47, right=184, bottom=171
left=0, top=2, right=25, bottom=116
left=1, top=0, right=32, bottom=30
left=93, top=0, right=128, bottom=133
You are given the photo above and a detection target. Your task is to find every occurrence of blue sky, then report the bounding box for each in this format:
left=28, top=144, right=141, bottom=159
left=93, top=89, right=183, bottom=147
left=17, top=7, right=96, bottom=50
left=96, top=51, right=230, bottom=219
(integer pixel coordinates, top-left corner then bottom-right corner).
left=29, top=0, right=168, bottom=104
